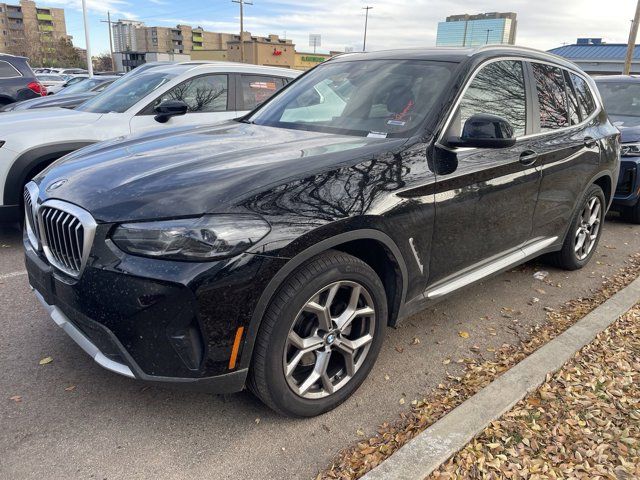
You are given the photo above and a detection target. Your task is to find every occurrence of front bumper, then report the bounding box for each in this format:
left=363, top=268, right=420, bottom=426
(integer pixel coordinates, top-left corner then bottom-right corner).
left=612, top=158, right=639, bottom=208
left=24, top=228, right=283, bottom=393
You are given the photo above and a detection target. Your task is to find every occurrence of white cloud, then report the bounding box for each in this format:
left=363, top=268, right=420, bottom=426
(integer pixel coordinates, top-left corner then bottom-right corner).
left=46, top=0, right=136, bottom=19
left=160, top=0, right=639, bottom=54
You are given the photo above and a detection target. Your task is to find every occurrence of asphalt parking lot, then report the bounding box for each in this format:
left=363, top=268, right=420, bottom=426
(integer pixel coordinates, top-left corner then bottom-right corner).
left=1, top=215, right=638, bottom=480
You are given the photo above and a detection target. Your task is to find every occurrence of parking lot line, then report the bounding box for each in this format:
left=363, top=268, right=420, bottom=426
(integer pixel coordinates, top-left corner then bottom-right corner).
left=0, top=270, right=27, bottom=281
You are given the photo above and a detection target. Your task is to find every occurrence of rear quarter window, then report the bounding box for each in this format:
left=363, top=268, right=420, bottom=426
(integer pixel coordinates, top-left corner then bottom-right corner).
left=0, top=60, right=21, bottom=78
left=570, top=73, right=597, bottom=119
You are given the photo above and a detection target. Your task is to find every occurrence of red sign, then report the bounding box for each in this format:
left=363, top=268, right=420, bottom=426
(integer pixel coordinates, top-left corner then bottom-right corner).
left=273, top=48, right=283, bottom=56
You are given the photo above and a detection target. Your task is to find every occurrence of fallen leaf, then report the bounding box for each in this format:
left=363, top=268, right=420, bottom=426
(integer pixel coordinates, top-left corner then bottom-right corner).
left=9, top=395, right=22, bottom=403
left=443, top=358, right=451, bottom=365
left=254, top=418, right=260, bottom=424
left=356, top=429, right=365, bottom=436
left=399, top=398, right=405, bottom=405
left=64, top=385, right=76, bottom=392
left=39, top=357, right=53, bottom=365
left=458, top=331, right=470, bottom=339
left=411, top=337, right=421, bottom=345
left=395, top=346, right=404, bottom=354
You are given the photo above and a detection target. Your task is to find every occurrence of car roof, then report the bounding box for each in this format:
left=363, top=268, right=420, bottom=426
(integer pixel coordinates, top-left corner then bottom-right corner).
left=329, top=45, right=581, bottom=71
left=593, top=74, right=640, bottom=83
left=143, top=61, right=301, bottom=77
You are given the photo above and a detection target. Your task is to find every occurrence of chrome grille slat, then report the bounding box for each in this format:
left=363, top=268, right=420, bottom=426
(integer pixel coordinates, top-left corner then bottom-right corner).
left=24, top=182, right=41, bottom=249
left=36, top=200, right=97, bottom=279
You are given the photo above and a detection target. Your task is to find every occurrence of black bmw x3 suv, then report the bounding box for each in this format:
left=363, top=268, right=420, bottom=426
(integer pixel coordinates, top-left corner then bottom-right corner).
left=24, top=46, right=619, bottom=417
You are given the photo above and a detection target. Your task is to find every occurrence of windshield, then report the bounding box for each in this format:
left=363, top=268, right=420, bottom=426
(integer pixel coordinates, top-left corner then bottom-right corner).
left=61, top=78, right=110, bottom=95
left=76, top=71, right=177, bottom=114
left=248, top=59, right=455, bottom=137
left=597, top=81, right=640, bottom=118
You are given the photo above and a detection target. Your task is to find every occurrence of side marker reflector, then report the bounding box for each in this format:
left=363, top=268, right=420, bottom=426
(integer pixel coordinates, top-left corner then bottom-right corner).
left=228, top=326, right=245, bottom=370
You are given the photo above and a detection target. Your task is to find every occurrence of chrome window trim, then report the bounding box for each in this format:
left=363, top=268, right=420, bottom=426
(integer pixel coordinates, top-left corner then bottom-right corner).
left=436, top=56, right=602, bottom=151
left=37, top=199, right=97, bottom=279
left=0, top=59, right=23, bottom=79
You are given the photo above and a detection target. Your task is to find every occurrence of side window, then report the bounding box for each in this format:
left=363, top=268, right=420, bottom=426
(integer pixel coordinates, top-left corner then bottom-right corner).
left=241, top=75, right=285, bottom=110
left=454, top=60, right=527, bottom=138
left=564, top=70, right=581, bottom=125
left=156, top=74, right=228, bottom=113
left=570, top=73, right=597, bottom=119
left=532, top=63, right=569, bottom=131
left=0, top=60, right=20, bottom=78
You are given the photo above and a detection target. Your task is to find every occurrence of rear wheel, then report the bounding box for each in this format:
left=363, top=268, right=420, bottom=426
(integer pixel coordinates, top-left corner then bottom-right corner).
left=248, top=250, right=387, bottom=417
left=547, top=184, right=605, bottom=270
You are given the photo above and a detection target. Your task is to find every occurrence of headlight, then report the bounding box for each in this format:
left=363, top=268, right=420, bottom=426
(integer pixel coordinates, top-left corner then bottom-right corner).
left=621, top=143, right=640, bottom=157
left=111, top=215, right=271, bottom=261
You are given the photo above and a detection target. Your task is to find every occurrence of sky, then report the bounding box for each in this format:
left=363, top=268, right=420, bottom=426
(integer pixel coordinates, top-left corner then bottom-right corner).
left=49, top=0, right=640, bottom=56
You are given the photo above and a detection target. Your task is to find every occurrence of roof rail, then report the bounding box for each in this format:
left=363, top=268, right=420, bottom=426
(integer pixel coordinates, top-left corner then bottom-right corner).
left=470, top=44, right=580, bottom=68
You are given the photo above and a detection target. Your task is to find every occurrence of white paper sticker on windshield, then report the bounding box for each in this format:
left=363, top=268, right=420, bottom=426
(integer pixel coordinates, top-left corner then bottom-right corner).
left=367, top=132, right=388, bottom=138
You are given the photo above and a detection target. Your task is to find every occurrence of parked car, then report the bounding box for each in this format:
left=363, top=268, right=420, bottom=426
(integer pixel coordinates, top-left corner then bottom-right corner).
left=23, top=47, right=619, bottom=417
left=1, top=76, right=119, bottom=112
left=36, top=74, right=68, bottom=95
left=0, top=54, right=46, bottom=106
left=0, top=63, right=299, bottom=222
left=594, top=75, right=640, bottom=223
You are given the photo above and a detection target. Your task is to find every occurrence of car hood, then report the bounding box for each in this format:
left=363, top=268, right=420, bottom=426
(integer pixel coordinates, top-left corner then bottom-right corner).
left=36, top=121, right=407, bottom=223
left=609, top=114, right=640, bottom=142
left=12, top=92, right=95, bottom=110
left=0, top=107, right=102, bottom=135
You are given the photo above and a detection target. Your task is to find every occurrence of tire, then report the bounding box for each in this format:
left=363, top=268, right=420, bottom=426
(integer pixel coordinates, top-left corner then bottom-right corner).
left=623, top=199, right=640, bottom=224
left=248, top=250, right=387, bottom=417
left=547, top=184, right=606, bottom=271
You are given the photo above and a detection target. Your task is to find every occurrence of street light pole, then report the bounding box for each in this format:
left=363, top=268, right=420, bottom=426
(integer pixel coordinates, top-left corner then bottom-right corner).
left=624, top=0, right=640, bottom=75
left=362, top=6, right=373, bottom=52
left=81, top=0, right=93, bottom=77
left=485, top=29, right=493, bottom=44
left=232, top=0, right=253, bottom=63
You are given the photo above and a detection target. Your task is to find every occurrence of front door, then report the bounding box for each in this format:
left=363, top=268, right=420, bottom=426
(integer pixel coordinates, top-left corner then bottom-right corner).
left=129, top=73, right=237, bottom=134
left=427, top=59, right=542, bottom=290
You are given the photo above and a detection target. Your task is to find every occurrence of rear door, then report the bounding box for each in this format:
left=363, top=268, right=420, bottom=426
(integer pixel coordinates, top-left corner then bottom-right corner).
left=129, top=73, right=237, bottom=134
left=528, top=63, right=602, bottom=240
left=427, top=59, right=543, bottom=290
left=236, top=74, right=288, bottom=115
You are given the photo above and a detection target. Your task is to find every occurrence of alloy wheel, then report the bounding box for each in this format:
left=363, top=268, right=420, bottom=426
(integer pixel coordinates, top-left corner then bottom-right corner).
left=283, top=281, right=376, bottom=399
left=574, top=195, right=602, bottom=261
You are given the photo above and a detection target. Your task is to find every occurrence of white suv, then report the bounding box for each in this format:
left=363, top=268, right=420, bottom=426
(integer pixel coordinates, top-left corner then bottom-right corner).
left=0, top=62, right=300, bottom=222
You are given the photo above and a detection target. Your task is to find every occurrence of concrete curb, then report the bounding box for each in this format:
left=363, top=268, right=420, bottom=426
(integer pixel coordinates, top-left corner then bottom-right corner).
left=362, top=276, right=640, bottom=480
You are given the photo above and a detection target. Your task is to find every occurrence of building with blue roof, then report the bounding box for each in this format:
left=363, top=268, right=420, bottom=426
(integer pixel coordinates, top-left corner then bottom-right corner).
left=548, top=38, right=640, bottom=75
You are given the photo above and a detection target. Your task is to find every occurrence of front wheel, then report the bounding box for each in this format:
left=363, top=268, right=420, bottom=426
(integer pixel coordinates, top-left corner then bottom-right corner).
left=248, top=250, right=387, bottom=417
left=547, top=184, right=605, bottom=270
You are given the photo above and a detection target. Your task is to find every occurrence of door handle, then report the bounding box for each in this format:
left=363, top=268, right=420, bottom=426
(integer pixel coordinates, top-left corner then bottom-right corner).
left=584, top=137, right=598, bottom=149
left=519, top=150, right=538, bottom=165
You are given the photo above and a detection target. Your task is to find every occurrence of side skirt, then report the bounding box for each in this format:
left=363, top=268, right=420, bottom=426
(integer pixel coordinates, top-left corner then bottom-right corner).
left=398, top=236, right=559, bottom=320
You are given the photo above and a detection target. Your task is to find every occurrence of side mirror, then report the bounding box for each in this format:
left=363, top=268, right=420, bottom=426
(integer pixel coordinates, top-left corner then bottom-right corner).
left=447, top=113, right=517, bottom=148
left=154, top=100, right=188, bottom=123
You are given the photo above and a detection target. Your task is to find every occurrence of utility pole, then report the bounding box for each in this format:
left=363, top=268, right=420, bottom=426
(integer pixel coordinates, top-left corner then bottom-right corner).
left=624, top=0, right=640, bottom=75
left=362, top=6, right=373, bottom=52
left=100, top=11, right=115, bottom=71
left=232, top=0, right=253, bottom=63
left=81, top=0, right=93, bottom=77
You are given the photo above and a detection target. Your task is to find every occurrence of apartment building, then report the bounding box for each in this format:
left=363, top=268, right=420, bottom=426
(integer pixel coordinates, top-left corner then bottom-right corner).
left=0, top=0, right=69, bottom=55
left=112, top=19, right=145, bottom=52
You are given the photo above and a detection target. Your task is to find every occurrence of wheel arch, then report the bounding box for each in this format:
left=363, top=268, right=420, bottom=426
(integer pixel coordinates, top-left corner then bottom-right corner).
left=3, top=141, right=95, bottom=207
left=241, top=229, right=409, bottom=370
